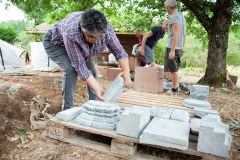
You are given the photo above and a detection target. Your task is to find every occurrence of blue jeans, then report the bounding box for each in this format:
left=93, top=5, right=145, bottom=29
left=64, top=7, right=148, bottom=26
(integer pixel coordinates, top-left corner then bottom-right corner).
left=42, top=30, right=97, bottom=110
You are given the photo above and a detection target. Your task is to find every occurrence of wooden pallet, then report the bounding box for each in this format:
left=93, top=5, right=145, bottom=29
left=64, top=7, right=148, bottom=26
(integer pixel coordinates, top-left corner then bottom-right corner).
left=48, top=117, right=227, bottom=160
left=116, top=90, right=192, bottom=113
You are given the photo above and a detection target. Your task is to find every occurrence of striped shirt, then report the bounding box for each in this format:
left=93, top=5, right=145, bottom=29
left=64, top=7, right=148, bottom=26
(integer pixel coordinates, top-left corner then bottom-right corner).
left=49, top=12, right=128, bottom=80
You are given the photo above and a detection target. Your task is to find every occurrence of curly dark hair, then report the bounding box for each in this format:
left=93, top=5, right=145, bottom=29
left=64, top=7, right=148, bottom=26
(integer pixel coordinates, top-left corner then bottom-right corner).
left=80, top=9, right=108, bottom=34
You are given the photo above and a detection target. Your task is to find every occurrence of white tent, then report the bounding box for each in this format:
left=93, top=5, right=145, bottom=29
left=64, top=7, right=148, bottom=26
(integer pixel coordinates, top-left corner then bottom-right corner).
left=30, top=42, right=58, bottom=71
left=0, top=39, right=25, bottom=73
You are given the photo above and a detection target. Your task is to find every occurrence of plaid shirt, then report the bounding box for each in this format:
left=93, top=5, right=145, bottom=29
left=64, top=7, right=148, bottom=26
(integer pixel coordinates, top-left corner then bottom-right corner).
left=50, top=12, right=128, bottom=80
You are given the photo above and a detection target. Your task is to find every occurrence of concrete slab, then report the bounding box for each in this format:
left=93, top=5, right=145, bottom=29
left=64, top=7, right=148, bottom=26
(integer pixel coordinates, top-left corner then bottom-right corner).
left=55, top=107, right=83, bottom=121
left=104, top=76, right=124, bottom=103
left=140, top=117, right=190, bottom=150
left=170, top=109, right=190, bottom=123
left=151, top=107, right=173, bottom=119
left=182, top=99, right=212, bottom=109
left=116, top=106, right=150, bottom=138
left=194, top=108, right=219, bottom=118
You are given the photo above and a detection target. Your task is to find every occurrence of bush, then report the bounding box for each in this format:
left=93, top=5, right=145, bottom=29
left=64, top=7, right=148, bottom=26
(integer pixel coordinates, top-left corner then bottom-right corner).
left=227, top=33, right=240, bottom=66
left=0, top=24, right=17, bottom=43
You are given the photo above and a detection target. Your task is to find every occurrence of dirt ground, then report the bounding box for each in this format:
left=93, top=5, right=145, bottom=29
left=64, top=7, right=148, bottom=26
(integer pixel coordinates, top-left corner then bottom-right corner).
left=0, top=72, right=239, bottom=160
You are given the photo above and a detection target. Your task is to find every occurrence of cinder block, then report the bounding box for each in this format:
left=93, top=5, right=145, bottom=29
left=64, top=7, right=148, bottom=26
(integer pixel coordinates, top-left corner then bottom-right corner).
left=182, top=99, right=212, bottom=109
left=170, top=109, right=190, bottom=123
left=116, top=107, right=150, bottom=138
left=104, top=76, right=124, bottom=103
left=151, top=106, right=173, bottom=119
left=134, top=67, right=164, bottom=93
left=197, top=118, right=232, bottom=158
left=107, top=68, right=122, bottom=81
left=140, top=117, right=190, bottom=150
left=55, top=107, right=83, bottom=121
left=95, top=65, right=111, bottom=78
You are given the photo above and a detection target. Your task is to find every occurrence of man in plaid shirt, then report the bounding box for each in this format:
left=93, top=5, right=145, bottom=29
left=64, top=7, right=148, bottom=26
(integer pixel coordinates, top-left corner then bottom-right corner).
left=43, top=9, right=131, bottom=110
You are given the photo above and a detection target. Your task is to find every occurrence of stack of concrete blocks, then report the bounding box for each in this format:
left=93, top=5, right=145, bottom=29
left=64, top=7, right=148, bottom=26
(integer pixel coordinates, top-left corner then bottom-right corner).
left=140, top=107, right=190, bottom=150
left=196, top=114, right=232, bottom=158
left=74, top=100, right=120, bottom=131
left=188, top=85, right=209, bottom=101
left=55, top=107, right=83, bottom=121
left=116, top=106, right=151, bottom=138
left=104, top=76, right=124, bottom=103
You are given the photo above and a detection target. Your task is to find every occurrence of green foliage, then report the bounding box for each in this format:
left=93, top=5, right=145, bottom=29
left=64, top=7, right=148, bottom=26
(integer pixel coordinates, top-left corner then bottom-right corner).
left=227, top=33, right=240, bottom=66
left=0, top=24, right=17, bottom=43
left=11, top=124, right=28, bottom=140
left=154, top=37, right=167, bottom=64
left=181, top=66, right=204, bottom=76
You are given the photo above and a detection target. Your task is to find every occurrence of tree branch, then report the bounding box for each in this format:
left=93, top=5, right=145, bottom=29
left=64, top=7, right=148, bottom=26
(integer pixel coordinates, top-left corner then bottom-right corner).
left=180, top=0, right=212, bottom=29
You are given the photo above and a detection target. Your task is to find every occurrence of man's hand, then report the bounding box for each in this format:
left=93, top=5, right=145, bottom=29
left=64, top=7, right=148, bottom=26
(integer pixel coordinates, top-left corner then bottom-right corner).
left=169, top=50, right=175, bottom=60
left=119, top=71, right=132, bottom=87
left=95, top=86, right=105, bottom=101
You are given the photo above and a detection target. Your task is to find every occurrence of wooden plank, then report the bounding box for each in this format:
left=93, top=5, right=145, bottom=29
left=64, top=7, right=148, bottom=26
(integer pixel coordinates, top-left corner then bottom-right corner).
left=117, top=97, right=182, bottom=106
left=119, top=95, right=184, bottom=103
left=111, top=139, right=137, bottom=156
left=116, top=99, right=191, bottom=111
left=121, top=91, right=185, bottom=100
left=49, top=118, right=139, bottom=144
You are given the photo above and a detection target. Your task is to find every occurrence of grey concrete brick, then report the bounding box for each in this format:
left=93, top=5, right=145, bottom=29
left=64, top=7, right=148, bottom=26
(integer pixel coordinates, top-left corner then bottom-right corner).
left=190, top=118, right=201, bottom=134
left=83, top=100, right=120, bottom=113
left=140, top=117, right=190, bottom=150
left=104, top=76, right=124, bottom=103
left=116, top=106, right=150, bottom=138
left=170, top=109, right=190, bottom=123
left=194, top=108, right=219, bottom=118
left=151, top=107, right=173, bottom=119
left=182, top=99, right=212, bottom=109
left=197, top=119, right=232, bottom=158
left=55, top=107, right=83, bottom=121
left=188, top=85, right=209, bottom=93
left=190, top=92, right=208, bottom=101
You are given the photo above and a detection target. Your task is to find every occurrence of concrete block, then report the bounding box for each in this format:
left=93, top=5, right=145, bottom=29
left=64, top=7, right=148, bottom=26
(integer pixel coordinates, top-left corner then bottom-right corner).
left=163, top=82, right=172, bottom=90
left=107, top=68, right=122, bottom=81
left=140, top=117, right=190, bottom=150
left=188, top=85, right=209, bottom=93
left=92, top=120, right=116, bottom=130
left=116, top=106, right=150, bottom=138
left=151, top=106, right=173, bottom=119
left=197, top=119, right=232, bottom=158
left=190, top=92, right=208, bottom=101
left=194, top=108, right=219, bottom=118
left=170, top=109, right=190, bottom=123
left=134, top=67, right=164, bottom=93
left=55, top=107, right=83, bottom=121
left=182, top=99, right=212, bottom=109
left=190, top=118, right=201, bottom=134
left=104, top=76, right=124, bottom=103
left=83, top=100, right=120, bottom=113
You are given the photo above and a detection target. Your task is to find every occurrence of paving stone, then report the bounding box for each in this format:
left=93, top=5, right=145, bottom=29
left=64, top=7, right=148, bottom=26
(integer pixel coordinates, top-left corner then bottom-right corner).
left=194, top=108, right=219, bottom=118
left=197, top=119, right=232, bottom=158
left=74, top=101, right=120, bottom=130
left=190, top=118, right=201, bottom=134
left=140, top=117, right=190, bottom=150
left=83, top=100, right=120, bottom=113
left=163, top=82, right=172, bottom=90
left=55, top=107, right=83, bottom=121
left=188, top=85, right=209, bottom=93
left=190, top=93, right=208, bottom=101
left=201, top=114, right=221, bottom=123
left=170, top=109, right=190, bottom=123
left=182, top=99, right=212, bottom=109
left=116, top=106, right=150, bottom=138
left=104, top=76, right=124, bottom=103
left=151, top=107, right=173, bottom=119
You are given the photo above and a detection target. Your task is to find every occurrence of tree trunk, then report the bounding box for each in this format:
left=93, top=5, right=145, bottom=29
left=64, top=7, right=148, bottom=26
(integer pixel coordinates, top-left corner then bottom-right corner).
left=199, top=4, right=232, bottom=85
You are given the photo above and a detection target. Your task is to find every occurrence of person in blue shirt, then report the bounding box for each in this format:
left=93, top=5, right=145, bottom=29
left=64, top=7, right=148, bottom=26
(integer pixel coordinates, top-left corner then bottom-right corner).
left=140, top=22, right=168, bottom=67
